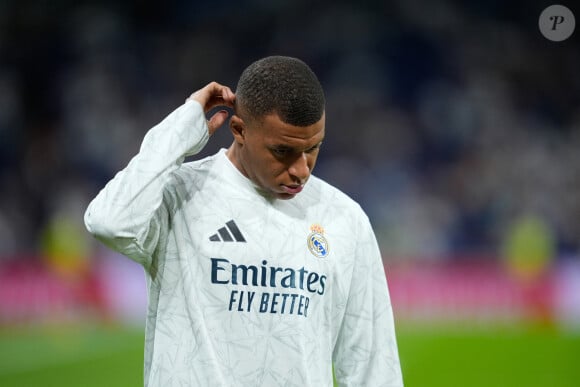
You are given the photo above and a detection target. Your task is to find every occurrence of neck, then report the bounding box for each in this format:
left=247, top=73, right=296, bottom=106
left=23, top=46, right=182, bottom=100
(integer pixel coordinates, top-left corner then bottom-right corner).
left=226, top=142, right=247, bottom=178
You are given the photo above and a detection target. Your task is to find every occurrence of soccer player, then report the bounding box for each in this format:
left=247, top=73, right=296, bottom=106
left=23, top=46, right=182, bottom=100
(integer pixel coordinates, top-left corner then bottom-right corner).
left=85, top=56, right=403, bottom=386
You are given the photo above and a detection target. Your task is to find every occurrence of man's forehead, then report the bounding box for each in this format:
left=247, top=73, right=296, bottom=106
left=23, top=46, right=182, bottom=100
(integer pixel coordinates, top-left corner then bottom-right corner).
left=277, top=129, right=324, bottom=145
left=259, top=112, right=325, bottom=141
left=259, top=113, right=325, bottom=132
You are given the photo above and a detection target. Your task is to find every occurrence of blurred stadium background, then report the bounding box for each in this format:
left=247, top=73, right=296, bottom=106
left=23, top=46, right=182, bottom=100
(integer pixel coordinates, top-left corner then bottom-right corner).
left=1, top=0, right=579, bottom=386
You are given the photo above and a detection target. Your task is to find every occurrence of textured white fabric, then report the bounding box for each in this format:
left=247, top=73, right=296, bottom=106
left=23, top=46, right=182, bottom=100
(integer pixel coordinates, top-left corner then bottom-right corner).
left=85, top=100, right=403, bottom=386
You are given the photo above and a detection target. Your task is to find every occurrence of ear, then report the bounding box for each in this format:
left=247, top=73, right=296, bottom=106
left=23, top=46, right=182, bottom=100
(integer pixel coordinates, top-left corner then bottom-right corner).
left=229, top=115, right=246, bottom=145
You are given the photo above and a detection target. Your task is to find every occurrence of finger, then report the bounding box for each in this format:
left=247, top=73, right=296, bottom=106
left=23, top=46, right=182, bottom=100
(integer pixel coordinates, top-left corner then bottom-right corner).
left=207, top=110, right=230, bottom=135
left=206, top=94, right=234, bottom=111
left=221, top=86, right=235, bottom=105
left=208, top=84, right=235, bottom=109
left=207, top=82, right=232, bottom=99
left=187, top=82, right=235, bottom=111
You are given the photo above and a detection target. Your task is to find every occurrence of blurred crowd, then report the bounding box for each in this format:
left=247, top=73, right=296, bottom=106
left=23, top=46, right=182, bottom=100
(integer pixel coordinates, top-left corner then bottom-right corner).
left=0, top=0, right=578, bottom=264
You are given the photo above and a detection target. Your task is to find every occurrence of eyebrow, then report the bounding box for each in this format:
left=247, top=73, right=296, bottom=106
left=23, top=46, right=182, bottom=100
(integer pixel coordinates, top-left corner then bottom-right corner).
left=271, top=141, right=323, bottom=152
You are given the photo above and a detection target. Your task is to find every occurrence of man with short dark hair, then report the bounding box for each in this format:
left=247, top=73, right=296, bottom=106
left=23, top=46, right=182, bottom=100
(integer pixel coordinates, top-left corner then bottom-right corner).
left=85, top=56, right=403, bottom=386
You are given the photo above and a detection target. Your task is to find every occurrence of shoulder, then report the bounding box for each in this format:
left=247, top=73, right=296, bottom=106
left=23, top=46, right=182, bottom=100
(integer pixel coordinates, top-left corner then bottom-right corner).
left=307, top=175, right=369, bottom=221
left=163, top=152, right=221, bottom=199
left=176, top=151, right=221, bottom=178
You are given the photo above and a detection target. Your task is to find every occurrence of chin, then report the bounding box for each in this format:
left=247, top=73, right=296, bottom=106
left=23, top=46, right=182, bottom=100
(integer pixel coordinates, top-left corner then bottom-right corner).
left=265, top=188, right=297, bottom=200
left=275, top=192, right=297, bottom=200
left=253, top=186, right=295, bottom=200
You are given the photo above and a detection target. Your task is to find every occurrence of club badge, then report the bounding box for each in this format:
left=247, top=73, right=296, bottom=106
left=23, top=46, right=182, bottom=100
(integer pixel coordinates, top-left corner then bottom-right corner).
left=307, top=224, right=329, bottom=258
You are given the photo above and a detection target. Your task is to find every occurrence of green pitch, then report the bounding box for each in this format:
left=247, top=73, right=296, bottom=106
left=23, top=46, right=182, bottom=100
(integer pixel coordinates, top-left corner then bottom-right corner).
left=398, top=324, right=580, bottom=387
left=0, top=324, right=145, bottom=387
left=0, top=323, right=579, bottom=386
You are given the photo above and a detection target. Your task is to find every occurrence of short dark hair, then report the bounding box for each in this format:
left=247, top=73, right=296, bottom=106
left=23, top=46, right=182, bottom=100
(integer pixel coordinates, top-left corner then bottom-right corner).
left=235, top=56, right=325, bottom=126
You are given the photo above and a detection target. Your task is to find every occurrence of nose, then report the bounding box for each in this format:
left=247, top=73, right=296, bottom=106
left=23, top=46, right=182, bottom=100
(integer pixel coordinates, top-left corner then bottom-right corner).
left=288, top=152, right=310, bottom=183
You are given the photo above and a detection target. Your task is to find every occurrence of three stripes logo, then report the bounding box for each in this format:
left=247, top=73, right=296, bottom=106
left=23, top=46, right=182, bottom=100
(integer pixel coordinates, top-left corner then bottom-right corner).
left=209, top=220, right=246, bottom=242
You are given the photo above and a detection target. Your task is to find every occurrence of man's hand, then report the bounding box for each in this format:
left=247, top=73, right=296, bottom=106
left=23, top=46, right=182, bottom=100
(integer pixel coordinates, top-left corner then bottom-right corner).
left=187, top=82, right=235, bottom=135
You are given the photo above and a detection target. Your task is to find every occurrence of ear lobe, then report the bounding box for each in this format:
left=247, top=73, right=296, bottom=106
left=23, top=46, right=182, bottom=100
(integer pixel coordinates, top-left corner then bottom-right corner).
left=230, top=115, right=246, bottom=144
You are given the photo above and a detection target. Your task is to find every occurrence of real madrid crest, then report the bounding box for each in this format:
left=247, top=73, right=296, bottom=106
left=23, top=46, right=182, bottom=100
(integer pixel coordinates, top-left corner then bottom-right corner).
left=307, top=224, right=329, bottom=258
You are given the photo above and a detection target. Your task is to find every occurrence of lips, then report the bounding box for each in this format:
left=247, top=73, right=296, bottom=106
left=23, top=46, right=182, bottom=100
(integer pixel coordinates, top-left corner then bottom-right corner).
left=281, top=184, right=304, bottom=194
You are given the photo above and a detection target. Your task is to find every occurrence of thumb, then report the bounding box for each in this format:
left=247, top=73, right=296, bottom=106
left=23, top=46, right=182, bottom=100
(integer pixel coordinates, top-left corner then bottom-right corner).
left=207, top=110, right=230, bottom=135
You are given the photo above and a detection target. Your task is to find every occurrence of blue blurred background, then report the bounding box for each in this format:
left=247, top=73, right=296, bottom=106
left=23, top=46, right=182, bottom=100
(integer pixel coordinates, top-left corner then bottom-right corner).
left=1, top=0, right=579, bottom=385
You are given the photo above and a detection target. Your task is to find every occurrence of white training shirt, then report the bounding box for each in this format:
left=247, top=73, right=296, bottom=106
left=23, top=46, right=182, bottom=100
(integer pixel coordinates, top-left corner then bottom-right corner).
left=84, top=100, right=403, bottom=387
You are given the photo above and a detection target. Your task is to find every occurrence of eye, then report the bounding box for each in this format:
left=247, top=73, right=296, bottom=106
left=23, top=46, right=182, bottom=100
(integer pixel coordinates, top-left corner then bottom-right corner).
left=306, top=143, right=322, bottom=153
left=272, top=147, right=291, bottom=157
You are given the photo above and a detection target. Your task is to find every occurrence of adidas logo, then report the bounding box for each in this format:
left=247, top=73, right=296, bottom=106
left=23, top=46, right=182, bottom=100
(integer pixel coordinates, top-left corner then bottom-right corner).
left=209, top=220, right=246, bottom=242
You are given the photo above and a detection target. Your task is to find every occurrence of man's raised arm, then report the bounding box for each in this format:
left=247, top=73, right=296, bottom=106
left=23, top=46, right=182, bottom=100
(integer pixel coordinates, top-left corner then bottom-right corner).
left=84, top=83, right=234, bottom=268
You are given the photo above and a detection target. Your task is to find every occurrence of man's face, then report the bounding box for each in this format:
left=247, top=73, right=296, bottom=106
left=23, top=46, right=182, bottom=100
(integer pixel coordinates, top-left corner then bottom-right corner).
left=229, top=112, right=325, bottom=200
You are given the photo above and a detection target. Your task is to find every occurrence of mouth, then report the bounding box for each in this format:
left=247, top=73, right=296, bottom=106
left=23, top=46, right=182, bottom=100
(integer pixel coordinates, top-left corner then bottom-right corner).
left=280, top=184, right=304, bottom=195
